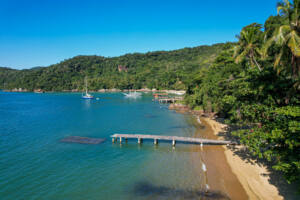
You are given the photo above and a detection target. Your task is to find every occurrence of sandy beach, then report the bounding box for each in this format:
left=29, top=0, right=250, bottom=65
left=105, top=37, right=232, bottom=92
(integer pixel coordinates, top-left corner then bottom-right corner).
left=202, top=117, right=284, bottom=200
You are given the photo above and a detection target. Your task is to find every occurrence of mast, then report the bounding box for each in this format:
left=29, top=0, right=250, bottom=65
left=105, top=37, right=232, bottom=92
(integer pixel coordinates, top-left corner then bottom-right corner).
left=85, top=76, right=88, bottom=94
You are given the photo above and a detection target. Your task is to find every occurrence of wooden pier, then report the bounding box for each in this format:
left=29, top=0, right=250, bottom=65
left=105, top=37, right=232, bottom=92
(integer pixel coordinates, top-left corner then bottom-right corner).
left=111, top=134, right=235, bottom=146
left=158, top=97, right=183, bottom=103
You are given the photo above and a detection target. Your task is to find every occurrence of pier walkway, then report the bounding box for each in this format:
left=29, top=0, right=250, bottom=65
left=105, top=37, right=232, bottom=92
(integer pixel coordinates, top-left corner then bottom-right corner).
left=111, top=134, right=235, bottom=146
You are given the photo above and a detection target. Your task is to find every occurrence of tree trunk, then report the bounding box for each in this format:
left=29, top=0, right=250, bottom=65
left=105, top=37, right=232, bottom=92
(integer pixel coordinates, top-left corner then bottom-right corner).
left=296, top=56, right=300, bottom=77
left=250, top=49, right=262, bottom=71
left=291, top=55, right=300, bottom=78
left=253, top=57, right=262, bottom=71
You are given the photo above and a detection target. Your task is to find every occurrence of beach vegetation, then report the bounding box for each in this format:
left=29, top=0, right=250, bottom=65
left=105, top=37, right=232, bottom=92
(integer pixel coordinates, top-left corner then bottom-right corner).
left=186, top=0, right=300, bottom=191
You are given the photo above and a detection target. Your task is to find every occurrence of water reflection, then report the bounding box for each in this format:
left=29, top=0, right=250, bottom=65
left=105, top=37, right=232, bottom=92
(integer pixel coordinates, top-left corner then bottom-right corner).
left=82, top=99, right=91, bottom=108
left=112, top=142, right=205, bottom=153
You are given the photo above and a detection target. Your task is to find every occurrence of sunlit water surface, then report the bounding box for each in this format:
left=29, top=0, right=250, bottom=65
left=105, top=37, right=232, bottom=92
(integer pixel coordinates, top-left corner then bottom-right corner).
left=0, top=92, right=215, bottom=200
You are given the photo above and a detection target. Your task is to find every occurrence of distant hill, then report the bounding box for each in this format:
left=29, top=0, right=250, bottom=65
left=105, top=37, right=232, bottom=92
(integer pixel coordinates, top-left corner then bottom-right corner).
left=0, top=43, right=229, bottom=91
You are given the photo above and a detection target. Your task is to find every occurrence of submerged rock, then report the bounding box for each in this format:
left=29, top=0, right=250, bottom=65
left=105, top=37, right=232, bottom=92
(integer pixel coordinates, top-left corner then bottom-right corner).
left=61, top=136, right=106, bottom=144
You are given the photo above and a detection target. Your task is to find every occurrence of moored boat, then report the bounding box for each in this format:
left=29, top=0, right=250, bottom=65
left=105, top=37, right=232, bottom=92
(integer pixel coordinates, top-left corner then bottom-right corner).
left=82, top=77, right=94, bottom=99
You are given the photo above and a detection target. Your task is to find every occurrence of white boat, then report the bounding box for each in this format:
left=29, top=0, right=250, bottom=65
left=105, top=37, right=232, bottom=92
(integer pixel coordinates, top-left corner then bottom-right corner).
left=173, top=91, right=185, bottom=95
left=167, top=90, right=186, bottom=95
left=123, top=91, right=142, bottom=98
left=82, top=77, right=94, bottom=99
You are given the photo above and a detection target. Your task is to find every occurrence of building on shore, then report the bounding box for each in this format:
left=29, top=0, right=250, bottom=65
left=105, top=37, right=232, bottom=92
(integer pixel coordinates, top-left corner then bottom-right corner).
left=118, top=65, right=128, bottom=72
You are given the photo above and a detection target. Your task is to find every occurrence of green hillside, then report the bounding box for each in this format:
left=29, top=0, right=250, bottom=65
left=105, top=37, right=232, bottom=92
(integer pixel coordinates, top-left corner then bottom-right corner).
left=0, top=43, right=226, bottom=91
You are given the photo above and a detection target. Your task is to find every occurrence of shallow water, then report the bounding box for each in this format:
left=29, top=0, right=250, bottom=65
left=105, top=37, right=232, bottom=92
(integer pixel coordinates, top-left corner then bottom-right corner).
left=0, top=92, right=242, bottom=199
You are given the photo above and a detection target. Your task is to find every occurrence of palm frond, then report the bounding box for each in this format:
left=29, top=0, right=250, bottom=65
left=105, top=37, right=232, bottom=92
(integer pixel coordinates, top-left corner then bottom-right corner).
left=274, top=49, right=284, bottom=68
left=235, top=48, right=249, bottom=64
left=287, top=30, right=300, bottom=57
left=275, top=25, right=291, bottom=45
left=261, top=37, right=275, bottom=60
left=233, top=45, right=240, bottom=58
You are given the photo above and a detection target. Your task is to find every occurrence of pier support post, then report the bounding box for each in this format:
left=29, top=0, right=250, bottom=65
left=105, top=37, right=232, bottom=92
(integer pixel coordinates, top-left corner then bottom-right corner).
left=112, top=137, right=116, bottom=143
left=154, top=139, right=158, bottom=145
left=138, top=138, right=143, bottom=144
left=172, top=140, right=176, bottom=147
left=119, top=137, right=122, bottom=143
left=125, top=138, right=128, bottom=143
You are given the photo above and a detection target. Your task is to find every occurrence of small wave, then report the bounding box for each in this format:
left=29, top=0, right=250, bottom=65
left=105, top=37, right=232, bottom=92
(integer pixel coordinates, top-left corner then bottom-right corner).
left=197, top=116, right=201, bottom=124
left=202, top=163, right=207, bottom=172
left=205, top=184, right=210, bottom=190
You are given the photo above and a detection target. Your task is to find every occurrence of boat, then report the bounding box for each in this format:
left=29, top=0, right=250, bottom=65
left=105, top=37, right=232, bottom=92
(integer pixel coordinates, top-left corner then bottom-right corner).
left=34, top=89, right=44, bottom=93
left=123, top=91, right=142, bottom=98
left=82, top=77, right=94, bottom=99
left=167, top=90, right=186, bottom=95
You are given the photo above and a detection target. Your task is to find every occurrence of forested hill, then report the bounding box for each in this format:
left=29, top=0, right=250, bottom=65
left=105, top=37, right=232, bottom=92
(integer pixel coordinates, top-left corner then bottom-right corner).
left=0, top=43, right=226, bottom=91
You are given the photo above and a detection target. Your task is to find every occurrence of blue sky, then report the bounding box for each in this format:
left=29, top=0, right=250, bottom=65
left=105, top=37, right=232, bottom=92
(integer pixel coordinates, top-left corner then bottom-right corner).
left=0, top=0, right=278, bottom=69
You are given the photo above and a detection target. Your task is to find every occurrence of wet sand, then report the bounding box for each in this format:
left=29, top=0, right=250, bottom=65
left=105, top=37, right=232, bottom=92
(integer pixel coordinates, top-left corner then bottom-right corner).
left=189, top=116, right=249, bottom=200
left=201, top=117, right=284, bottom=200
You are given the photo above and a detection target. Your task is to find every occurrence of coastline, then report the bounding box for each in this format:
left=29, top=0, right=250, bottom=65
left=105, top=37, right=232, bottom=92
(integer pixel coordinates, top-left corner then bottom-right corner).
left=202, top=117, right=284, bottom=200
left=189, top=115, right=248, bottom=200
left=169, top=103, right=287, bottom=199
left=2, top=88, right=186, bottom=94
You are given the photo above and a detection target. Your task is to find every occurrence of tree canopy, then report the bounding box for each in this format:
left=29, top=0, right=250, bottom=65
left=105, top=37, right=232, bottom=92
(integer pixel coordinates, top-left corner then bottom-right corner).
left=186, top=0, right=300, bottom=191
left=0, top=44, right=226, bottom=91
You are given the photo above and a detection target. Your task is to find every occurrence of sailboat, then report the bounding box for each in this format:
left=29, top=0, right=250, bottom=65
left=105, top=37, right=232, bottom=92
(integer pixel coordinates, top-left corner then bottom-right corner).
left=82, top=77, right=94, bottom=99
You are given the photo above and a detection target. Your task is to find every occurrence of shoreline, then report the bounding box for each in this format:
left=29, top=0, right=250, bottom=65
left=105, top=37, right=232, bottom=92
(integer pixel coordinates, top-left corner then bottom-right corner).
left=202, top=117, right=284, bottom=200
left=1, top=88, right=186, bottom=94
left=169, top=103, right=287, bottom=199
left=190, top=116, right=248, bottom=200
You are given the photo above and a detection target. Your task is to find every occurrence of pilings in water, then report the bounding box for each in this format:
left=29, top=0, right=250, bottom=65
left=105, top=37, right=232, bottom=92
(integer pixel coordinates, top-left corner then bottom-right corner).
left=116, top=137, right=128, bottom=144
left=172, top=139, right=176, bottom=146
left=138, top=138, right=143, bottom=144
left=111, top=134, right=235, bottom=147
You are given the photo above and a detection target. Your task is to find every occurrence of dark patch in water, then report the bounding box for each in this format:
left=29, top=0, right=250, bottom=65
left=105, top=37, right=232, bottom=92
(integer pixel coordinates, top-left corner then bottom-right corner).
left=169, top=125, right=189, bottom=129
left=144, top=114, right=158, bottom=118
left=132, top=181, right=230, bottom=200
left=61, top=136, right=106, bottom=144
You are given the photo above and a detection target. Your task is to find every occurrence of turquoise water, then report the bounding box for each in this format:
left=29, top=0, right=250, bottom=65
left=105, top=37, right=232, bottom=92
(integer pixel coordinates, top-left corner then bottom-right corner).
left=0, top=92, right=209, bottom=200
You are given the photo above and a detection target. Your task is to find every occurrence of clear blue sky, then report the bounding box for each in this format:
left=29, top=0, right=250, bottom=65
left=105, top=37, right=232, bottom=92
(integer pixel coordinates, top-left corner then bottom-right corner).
left=0, top=0, right=278, bottom=69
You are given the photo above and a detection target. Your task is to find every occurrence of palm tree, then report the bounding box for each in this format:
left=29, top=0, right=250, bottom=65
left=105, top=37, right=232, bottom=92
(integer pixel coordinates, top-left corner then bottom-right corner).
left=234, top=23, right=263, bottom=71
left=265, top=0, right=300, bottom=77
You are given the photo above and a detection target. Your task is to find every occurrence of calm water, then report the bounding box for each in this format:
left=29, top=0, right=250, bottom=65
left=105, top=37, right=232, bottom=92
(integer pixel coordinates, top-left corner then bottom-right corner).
left=0, top=92, right=212, bottom=200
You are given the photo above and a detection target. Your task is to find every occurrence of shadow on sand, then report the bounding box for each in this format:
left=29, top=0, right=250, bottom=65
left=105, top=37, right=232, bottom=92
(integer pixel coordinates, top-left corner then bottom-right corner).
left=214, top=118, right=299, bottom=199
left=132, top=181, right=230, bottom=200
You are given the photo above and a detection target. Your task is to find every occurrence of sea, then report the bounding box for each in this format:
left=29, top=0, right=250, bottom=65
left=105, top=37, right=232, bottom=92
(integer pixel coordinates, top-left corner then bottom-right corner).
left=0, top=92, right=240, bottom=200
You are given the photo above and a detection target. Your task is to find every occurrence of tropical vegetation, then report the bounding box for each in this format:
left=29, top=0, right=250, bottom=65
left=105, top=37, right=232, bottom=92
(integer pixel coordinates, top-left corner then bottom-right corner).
left=0, top=44, right=225, bottom=91
left=186, top=0, right=300, bottom=191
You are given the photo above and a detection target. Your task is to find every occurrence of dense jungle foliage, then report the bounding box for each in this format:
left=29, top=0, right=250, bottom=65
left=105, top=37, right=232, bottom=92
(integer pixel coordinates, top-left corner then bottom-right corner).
left=185, top=0, right=300, bottom=191
left=0, top=43, right=225, bottom=91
